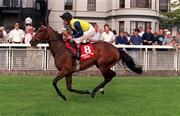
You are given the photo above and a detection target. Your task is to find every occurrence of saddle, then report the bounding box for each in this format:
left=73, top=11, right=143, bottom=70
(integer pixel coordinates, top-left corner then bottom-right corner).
left=65, top=40, right=95, bottom=60
left=65, top=40, right=77, bottom=57
left=63, top=31, right=95, bottom=63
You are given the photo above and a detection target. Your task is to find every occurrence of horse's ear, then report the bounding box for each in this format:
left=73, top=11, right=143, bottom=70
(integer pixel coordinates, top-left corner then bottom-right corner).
left=40, top=20, right=47, bottom=26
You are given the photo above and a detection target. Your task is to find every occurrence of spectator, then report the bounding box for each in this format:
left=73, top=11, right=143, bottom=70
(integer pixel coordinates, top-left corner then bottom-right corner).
left=154, top=29, right=165, bottom=45
left=8, top=22, right=25, bottom=67
left=138, top=27, right=144, bottom=37
left=100, top=24, right=115, bottom=44
left=25, top=26, right=37, bottom=68
left=175, top=32, right=180, bottom=46
left=90, top=24, right=101, bottom=42
left=164, top=29, right=168, bottom=35
left=25, top=17, right=33, bottom=33
left=99, top=29, right=103, bottom=35
left=112, top=30, right=117, bottom=37
left=0, top=26, right=7, bottom=39
left=142, top=26, right=154, bottom=45
left=0, top=29, right=4, bottom=43
left=0, top=29, right=7, bottom=68
left=25, top=26, right=35, bottom=44
left=8, top=22, right=25, bottom=43
left=130, top=28, right=143, bottom=58
left=163, top=31, right=176, bottom=46
left=115, top=32, right=128, bottom=45
left=130, top=28, right=143, bottom=46
left=124, top=31, right=131, bottom=44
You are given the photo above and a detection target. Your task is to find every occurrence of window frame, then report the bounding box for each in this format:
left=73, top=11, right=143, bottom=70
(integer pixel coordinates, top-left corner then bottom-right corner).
left=87, top=0, right=96, bottom=11
left=130, top=0, right=151, bottom=8
left=64, top=0, right=73, bottom=10
left=119, top=0, right=125, bottom=8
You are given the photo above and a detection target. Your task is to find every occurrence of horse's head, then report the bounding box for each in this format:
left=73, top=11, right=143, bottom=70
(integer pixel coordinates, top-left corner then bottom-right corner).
left=30, top=25, right=49, bottom=47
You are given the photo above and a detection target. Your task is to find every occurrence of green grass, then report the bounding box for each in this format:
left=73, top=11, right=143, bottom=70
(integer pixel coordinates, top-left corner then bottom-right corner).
left=0, top=75, right=180, bottom=116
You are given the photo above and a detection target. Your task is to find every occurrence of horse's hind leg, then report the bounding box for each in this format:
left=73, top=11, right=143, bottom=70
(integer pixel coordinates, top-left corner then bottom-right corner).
left=65, top=74, right=91, bottom=94
left=91, top=68, right=116, bottom=98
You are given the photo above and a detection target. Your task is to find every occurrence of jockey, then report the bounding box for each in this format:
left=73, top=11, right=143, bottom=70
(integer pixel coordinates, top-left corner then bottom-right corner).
left=60, top=12, right=95, bottom=70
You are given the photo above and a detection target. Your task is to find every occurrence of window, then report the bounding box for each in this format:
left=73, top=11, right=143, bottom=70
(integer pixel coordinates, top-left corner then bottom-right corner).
left=12, top=0, right=19, bottom=7
left=159, top=0, right=169, bottom=12
left=131, top=0, right=151, bottom=8
left=130, top=21, right=151, bottom=34
left=64, top=0, right=73, bottom=10
left=3, top=0, right=11, bottom=7
left=87, top=0, right=96, bottom=11
left=3, top=0, right=20, bottom=7
left=119, top=21, right=124, bottom=33
left=119, top=0, right=125, bottom=8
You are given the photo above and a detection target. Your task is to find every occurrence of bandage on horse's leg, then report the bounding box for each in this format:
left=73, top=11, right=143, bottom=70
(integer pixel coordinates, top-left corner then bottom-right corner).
left=91, top=68, right=116, bottom=98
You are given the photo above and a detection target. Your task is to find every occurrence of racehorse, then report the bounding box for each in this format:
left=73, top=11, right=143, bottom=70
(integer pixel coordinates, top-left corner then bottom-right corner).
left=30, top=25, right=143, bottom=101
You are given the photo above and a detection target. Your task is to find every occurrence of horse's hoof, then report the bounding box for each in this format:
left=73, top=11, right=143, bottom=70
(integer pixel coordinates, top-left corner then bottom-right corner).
left=57, top=93, right=67, bottom=101
left=91, top=92, right=96, bottom=98
left=100, top=90, right=104, bottom=95
left=61, top=95, right=67, bottom=101
left=99, top=88, right=104, bottom=95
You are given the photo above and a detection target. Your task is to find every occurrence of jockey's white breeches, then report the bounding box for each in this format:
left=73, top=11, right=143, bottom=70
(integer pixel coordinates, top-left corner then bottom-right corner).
left=73, top=25, right=95, bottom=43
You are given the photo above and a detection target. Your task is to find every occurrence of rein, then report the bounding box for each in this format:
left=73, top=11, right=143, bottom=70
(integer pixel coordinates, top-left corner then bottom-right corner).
left=41, top=25, right=64, bottom=43
left=45, top=26, right=67, bottom=56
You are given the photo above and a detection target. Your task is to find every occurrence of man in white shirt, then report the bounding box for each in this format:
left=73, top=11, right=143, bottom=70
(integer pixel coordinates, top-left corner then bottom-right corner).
left=100, top=24, right=115, bottom=44
left=90, top=24, right=101, bottom=42
left=8, top=22, right=25, bottom=67
left=9, top=23, right=25, bottom=43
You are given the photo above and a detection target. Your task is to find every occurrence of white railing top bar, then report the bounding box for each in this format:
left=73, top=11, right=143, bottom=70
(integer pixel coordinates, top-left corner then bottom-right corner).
left=114, top=45, right=175, bottom=49
left=0, top=43, right=176, bottom=49
left=0, top=43, right=49, bottom=47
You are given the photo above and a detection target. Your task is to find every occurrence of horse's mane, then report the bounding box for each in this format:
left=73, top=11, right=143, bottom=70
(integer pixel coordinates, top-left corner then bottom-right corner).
left=47, top=26, right=64, bottom=42
left=53, top=30, right=64, bottom=42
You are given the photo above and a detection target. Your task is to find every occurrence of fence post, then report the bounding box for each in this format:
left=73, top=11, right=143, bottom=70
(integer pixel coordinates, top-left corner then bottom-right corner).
left=144, top=48, right=148, bottom=71
left=8, top=46, right=11, bottom=71
left=175, top=47, right=178, bottom=71
left=44, top=46, right=47, bottom=71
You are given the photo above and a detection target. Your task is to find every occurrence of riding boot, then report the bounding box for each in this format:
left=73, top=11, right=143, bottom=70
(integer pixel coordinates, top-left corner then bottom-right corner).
left=76, top=43, right=80, bottom=71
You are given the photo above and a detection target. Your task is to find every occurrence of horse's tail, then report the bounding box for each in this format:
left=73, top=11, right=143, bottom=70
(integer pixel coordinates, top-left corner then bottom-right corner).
left=118, top=48, right=143, bottom=74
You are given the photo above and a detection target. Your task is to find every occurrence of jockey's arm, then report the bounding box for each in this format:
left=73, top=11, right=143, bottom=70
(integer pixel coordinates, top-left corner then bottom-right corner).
left=73, top=21, right=83, bottom=38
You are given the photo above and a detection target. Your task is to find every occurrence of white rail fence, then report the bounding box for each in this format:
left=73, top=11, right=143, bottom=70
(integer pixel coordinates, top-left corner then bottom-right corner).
left=0, top=44, right=179, bottom=71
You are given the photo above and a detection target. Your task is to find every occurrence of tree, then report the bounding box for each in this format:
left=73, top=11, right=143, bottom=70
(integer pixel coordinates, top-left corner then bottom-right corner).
left=163, top=1, right=180, bottom=25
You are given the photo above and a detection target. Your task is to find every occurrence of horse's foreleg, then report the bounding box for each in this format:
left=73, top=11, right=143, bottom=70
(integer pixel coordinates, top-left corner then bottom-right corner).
left=65, top=74, right=91, bottom=94
left=91, top=68, right=116, bottom=98
left=52, top=71, right=67, bottom=101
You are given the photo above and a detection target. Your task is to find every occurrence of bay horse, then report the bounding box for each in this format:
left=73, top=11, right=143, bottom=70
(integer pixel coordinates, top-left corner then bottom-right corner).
left=30, top=25, right=142, bottom=101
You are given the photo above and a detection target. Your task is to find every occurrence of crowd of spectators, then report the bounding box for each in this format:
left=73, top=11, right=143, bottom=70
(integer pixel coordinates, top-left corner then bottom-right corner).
left=90, top=24, right=180, bottom=47
left=0, top=21, right=180, bottom=48
left=0, top=17, right=35, bottom=44
left=1, top=21, right=180, bottom=68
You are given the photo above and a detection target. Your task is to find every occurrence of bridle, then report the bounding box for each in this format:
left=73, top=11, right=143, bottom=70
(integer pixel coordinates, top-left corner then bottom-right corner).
left=39, top=25, right=64, bottom=43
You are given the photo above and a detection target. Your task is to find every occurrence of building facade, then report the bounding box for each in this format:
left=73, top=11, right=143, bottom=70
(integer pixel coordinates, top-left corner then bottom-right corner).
left=0, top=0, right=41, bottom=31
left=49, top=0, right=160, bottom=34
left=1, top=0, right=172, bottom=34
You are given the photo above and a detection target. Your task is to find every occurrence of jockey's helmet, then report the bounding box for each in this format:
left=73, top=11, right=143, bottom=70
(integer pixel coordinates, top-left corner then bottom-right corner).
left=60, top=12, right=72, bottom=21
